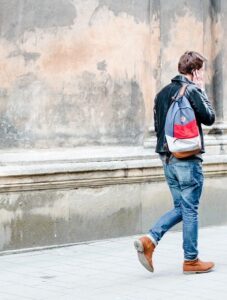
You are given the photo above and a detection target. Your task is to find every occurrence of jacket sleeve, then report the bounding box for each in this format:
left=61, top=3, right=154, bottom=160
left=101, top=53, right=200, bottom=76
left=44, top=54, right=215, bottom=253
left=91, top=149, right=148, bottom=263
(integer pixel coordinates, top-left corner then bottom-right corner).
left=187, top=86, right=216, bottom=126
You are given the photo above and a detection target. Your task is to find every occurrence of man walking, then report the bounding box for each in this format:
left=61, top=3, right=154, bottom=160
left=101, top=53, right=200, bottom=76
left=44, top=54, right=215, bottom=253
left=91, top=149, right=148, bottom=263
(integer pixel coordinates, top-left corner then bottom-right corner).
left=134, top=51, right=215, bottom=274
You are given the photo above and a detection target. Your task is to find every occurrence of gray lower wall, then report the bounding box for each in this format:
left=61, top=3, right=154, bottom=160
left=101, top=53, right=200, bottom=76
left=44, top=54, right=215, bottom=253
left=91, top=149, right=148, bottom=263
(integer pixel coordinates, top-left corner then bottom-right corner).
left=0, top=152, right=227, bottom=253
left=143, top=177, right=227, bottom=231
left=1, top=177, right=227, bottom=252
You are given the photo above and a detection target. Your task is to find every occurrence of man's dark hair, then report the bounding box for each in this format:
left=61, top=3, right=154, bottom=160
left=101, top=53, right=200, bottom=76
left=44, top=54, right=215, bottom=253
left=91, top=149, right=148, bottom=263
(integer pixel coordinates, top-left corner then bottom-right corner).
left=178, top=51, right=207, bottom=75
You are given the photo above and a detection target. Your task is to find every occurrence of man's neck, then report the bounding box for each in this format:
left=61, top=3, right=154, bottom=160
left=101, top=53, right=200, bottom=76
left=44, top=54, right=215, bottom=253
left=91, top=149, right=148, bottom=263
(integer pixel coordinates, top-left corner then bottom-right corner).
left=183, top=74, right=193, bottom=81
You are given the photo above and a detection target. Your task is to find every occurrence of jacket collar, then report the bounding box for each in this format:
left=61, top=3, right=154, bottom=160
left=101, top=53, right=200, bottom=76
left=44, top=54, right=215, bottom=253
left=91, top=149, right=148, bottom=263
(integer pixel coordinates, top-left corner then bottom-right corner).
left=171, top=75, right=195, bottom=85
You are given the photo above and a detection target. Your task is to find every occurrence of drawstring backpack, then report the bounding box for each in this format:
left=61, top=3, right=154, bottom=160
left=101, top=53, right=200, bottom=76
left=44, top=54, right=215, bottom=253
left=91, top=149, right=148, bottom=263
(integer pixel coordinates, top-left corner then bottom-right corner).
left=164, top=84, right=201, bottom=158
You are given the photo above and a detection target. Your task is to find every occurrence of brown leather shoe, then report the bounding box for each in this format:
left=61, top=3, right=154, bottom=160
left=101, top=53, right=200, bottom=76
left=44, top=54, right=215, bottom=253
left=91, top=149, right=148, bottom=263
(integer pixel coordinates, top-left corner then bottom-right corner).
left=134, top=236, right=156, bottom=272
left=183, top=259, right=215, bottom=274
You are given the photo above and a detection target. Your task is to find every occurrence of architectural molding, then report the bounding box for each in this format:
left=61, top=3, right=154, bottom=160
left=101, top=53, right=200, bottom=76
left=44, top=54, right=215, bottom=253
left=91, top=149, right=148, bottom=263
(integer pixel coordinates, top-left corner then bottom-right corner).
left=0, top=148, right=227, bottom=193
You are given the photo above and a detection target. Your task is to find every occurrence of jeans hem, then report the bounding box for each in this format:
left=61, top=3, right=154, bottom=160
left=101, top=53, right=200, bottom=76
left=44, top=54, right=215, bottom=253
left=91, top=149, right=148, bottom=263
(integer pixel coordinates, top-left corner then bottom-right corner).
left=146, top=234, right=158, bottom=247
left=184, top=256, right=198, bottom=262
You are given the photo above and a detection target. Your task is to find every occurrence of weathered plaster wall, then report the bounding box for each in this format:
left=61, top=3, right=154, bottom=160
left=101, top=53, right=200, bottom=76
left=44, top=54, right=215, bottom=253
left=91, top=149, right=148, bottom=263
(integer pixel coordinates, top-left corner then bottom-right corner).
left=0, top=1, right=226, bottom=252
left=0, top=0, right=152, bottom=148
left=0, top=0, right=220, bottom=148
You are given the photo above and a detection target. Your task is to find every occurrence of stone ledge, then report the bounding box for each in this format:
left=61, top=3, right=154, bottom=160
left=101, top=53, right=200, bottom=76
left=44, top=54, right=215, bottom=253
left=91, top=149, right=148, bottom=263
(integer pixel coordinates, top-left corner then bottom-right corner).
left=0, top=146, right=156, bottom=166
left=0, top=147, right=227, bottom=192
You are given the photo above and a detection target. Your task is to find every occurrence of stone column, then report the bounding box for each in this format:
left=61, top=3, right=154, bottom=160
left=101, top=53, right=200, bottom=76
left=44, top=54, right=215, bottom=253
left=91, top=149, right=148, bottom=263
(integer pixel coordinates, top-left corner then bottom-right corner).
left=203, top=0, right=227, bottom=154
left=143, top=0, right=161, bottom=149
left=220, top=0, right=227, bottom=124
left=210, top=0, right=223, bottom=124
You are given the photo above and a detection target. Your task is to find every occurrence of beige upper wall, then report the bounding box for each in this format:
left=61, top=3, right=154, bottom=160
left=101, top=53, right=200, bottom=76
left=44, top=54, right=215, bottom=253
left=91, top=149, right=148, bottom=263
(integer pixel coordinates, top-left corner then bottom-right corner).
left=0, top=0, right=223, bottom=148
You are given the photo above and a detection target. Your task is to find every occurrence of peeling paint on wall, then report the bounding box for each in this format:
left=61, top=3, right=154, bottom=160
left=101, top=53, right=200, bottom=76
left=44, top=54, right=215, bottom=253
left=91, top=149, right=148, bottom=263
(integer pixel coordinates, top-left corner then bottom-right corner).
left=96, top=0, right=150, bottom=24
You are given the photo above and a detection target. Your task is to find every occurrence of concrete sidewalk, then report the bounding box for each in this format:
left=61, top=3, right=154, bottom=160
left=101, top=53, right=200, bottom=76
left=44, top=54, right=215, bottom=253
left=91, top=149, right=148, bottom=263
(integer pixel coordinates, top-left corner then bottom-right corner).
left=0, top=226, right=226, bottom=300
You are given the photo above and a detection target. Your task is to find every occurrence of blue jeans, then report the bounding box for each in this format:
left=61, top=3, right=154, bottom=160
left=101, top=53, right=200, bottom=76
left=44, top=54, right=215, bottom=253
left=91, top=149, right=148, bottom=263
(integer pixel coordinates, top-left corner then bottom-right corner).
left=149, top=156, right=204, bottom=261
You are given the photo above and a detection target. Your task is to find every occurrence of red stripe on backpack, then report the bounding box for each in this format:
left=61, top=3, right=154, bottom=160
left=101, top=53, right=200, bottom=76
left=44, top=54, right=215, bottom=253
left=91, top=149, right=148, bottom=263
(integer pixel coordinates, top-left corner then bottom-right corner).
left=174, top=119, right=199, bottom=139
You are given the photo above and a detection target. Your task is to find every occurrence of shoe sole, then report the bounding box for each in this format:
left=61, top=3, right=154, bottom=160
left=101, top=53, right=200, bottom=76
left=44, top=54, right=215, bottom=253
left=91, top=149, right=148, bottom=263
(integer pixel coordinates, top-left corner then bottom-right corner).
left=134, top=240, right=154, bottom=272
left=183, top=267, right=215, bottom=275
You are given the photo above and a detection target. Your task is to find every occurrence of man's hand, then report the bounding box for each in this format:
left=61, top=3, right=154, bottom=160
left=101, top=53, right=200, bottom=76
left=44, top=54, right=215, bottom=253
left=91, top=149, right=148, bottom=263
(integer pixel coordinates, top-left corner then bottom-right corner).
left=192, top=69, right=205, bottom=90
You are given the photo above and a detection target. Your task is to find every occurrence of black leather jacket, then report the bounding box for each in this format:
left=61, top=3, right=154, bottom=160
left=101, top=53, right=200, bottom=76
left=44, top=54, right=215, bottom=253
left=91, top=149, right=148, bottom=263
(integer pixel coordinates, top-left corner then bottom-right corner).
left=154, top=75, right=215, bottom=154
